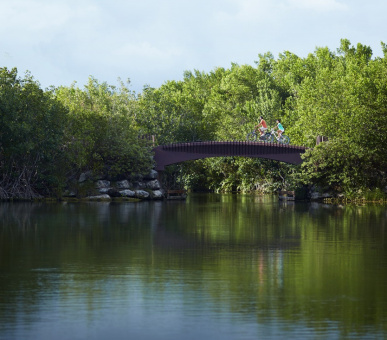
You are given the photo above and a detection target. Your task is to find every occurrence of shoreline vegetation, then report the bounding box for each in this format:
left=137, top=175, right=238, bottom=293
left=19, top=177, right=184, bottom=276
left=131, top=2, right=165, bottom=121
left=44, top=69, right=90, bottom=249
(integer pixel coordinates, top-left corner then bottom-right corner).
left=1, top=39, right=386, bottom=202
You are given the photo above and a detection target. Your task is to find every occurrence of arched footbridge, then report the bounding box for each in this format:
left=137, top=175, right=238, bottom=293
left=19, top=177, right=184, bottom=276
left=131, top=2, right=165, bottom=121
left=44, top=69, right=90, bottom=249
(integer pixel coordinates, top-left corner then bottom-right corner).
left=153, top=141, right=308, bottom=171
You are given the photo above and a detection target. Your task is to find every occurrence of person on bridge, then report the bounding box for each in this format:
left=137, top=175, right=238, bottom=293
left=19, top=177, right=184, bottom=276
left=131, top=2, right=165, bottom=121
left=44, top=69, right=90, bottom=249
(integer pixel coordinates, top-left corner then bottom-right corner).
left=255, top=116, right=268, bottom=137
left=276, top=119, right=285, bottom=139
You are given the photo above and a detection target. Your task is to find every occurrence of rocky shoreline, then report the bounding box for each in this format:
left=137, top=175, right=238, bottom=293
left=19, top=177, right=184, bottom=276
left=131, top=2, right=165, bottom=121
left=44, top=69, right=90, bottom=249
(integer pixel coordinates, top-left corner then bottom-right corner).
left=62, top=169, right=165, bottom=201
left=3, top=170, right=385, bottom=202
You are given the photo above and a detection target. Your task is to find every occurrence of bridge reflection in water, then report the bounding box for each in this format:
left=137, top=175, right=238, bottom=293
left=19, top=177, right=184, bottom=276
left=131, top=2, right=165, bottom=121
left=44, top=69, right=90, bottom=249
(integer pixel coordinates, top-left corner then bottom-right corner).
left=153, top=141, right=307, bottom=171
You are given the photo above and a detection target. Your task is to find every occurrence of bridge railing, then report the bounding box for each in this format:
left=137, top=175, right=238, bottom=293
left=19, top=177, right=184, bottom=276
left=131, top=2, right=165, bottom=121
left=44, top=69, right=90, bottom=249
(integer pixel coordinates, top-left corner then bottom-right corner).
left=160, top=140, right=307, bottom=154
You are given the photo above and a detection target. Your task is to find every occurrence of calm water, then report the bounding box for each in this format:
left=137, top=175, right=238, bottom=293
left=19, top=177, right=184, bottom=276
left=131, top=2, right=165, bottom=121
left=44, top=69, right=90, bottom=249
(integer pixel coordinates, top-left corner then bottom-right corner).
left=0, top=194, right=386, bottom=340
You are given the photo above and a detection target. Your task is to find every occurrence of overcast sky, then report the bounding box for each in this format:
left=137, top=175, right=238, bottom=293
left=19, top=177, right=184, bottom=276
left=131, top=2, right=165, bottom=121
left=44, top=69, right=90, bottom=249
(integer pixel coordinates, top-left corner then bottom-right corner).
left=1, top=0, right=385, bottom=93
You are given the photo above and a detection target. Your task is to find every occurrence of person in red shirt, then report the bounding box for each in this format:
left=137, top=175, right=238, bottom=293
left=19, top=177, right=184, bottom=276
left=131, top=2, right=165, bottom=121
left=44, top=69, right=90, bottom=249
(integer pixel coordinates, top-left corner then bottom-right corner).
left=255, top=116, right=268, bottom=137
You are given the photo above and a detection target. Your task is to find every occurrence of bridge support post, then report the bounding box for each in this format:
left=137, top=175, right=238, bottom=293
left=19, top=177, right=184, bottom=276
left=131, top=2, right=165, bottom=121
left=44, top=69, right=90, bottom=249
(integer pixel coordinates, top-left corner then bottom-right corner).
left=316, top=136, right=328, bottom=145
left=157, top=171, right=164, bottom=188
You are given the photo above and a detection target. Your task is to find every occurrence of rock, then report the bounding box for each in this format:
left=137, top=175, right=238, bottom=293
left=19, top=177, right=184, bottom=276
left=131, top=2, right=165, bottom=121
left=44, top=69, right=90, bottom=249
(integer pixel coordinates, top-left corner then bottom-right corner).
left=63, top=190, right=77, bottom=197
left=79, top=171, right=93, bottom=183
left=99, top=188, right=110, bottom=194
left=86, top=194, right=111, bottom=201
left=146, top=179, right=161, bottom=190
left=119, top=189, right=136, bottom=197
left=107, top=188, right=122, bottom=197
left=116, top=180, right=131, bottom=189
left=133, top=181, right=146, bottom=189
left=152, top=190, right=164, bottom=199
left=143, top=170, right=158, bottom=180
left=134, top=190, right=150, bottom=199
left=96, top=180, right=111, bottom=189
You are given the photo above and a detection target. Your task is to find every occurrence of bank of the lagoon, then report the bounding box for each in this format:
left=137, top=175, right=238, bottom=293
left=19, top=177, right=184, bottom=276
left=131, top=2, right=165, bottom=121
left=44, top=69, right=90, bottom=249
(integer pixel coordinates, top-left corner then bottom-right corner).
left=3, top=167, right=386, bottom=204
left=1, top=194, right=386, bottom=340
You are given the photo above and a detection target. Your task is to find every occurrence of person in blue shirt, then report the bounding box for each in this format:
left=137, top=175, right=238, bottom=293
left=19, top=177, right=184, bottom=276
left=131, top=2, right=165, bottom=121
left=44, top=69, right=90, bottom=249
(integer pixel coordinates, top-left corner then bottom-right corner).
left=276, top=119, right=284, bottom=139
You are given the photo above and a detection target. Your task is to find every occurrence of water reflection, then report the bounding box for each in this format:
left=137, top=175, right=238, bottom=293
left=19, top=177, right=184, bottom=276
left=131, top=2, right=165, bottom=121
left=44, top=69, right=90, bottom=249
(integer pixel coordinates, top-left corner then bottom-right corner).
left=0, top=196, right=386, bottom=339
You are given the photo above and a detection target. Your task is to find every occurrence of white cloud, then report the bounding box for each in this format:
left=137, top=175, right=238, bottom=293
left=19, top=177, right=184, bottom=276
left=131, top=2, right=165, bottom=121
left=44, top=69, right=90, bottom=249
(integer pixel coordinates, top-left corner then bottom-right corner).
left=0, top=0, right=100, bottom=44
left=0, top=0, right=385, bottom=93
left=114, top=42, right=182, bottom=59
left=214, top=0, right=277, bottom=24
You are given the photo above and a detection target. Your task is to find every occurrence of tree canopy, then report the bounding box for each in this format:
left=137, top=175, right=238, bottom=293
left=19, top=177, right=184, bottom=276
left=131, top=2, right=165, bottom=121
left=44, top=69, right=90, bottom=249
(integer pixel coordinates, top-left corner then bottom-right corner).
left=1, top=39, right=386, bottom=199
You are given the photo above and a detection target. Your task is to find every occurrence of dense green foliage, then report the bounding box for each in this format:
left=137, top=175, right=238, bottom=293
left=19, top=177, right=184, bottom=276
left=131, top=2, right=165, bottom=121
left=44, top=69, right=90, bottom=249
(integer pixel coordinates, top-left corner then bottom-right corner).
left=1, top=39, right=386, bottom=199
left=137, top=40, right=387, bottom=196
left=0, top=68, right=67, bottom=199
left=0, top=69, right=153, bottom=199
left=55, top=78, right=153, bottom=180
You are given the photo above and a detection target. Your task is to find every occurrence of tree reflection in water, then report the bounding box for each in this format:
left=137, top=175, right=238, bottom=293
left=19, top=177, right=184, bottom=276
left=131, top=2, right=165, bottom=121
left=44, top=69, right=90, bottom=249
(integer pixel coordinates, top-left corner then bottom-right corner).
left=0, top=196, right=386, bottom=339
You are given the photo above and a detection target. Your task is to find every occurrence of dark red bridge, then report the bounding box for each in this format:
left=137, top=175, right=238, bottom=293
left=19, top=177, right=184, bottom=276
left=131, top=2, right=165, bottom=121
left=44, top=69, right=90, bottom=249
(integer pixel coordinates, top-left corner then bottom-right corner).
left=153, top=141, right=307, bottom=171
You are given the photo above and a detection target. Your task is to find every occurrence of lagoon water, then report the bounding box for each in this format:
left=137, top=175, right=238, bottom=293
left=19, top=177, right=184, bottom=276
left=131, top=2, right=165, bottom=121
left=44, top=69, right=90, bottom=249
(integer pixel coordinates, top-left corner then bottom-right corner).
left=0, top=194, right=386, bottom=340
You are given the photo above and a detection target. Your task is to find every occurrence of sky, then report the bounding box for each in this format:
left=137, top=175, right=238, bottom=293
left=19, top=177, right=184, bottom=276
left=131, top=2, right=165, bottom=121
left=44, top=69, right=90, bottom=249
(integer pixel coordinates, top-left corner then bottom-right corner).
left=0, top=0, right=386, bottom=93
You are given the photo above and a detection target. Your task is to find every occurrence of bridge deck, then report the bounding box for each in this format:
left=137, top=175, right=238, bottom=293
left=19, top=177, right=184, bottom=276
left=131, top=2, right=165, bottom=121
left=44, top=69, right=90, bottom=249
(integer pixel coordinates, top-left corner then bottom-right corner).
left=153, top=141, right=307, bottom=171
